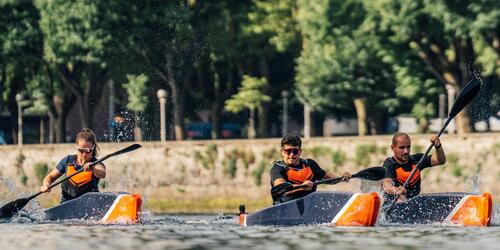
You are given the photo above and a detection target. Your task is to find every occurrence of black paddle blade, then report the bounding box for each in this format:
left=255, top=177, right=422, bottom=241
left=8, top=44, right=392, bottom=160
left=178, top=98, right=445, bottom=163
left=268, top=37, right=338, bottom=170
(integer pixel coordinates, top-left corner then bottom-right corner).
left=97, top=144, right=142, bottom=163
left=448, top=78, right=481, bottom=118
left=352, top=166, right=385, bottom=181
left=0, top=197, right=31, bottom=219
left=108, top=143, right=141, bottom=158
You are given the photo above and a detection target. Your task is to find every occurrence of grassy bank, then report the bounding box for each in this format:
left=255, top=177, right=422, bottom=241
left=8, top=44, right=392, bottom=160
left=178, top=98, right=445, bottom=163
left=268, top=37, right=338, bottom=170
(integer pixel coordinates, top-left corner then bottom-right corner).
left=145, top=197, right=270, bottom=214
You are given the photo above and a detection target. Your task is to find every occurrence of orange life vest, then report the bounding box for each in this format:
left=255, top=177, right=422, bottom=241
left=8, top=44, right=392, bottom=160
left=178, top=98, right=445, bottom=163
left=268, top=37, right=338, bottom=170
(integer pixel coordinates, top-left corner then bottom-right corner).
left=61, top=164, right=98, bottom=201
left=395, top=164, right=420, bottom=186
left=286, top=162, right=314, bottom=184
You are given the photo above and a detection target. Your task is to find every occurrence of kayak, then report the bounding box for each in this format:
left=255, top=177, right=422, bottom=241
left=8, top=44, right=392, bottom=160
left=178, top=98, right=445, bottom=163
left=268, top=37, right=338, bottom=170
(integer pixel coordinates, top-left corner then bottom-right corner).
left=382, top=192, right=492, bottom=226
left=240, top=191, right=380, bottom=226
left=44, top=192, right=141, bottom=224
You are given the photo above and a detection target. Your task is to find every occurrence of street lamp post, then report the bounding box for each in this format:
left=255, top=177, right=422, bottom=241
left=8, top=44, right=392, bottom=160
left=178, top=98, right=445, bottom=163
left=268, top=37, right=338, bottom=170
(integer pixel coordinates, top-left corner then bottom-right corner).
left=157, top=89, right=168, bottom=142
left=281, top=90, right=289, bottom=136
left=15, top=93, right=23, bottom=146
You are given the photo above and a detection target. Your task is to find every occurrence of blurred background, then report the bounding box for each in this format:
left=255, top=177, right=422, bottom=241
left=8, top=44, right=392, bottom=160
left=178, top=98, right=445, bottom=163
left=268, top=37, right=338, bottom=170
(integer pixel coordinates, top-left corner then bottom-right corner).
left=0, top=0, right=498, bottom=145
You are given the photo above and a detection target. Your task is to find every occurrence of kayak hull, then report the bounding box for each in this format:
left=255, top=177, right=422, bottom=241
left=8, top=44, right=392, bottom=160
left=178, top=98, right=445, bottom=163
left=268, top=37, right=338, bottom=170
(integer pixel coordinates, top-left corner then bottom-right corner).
left=382, top=192, right=492, bottom=226
left=44, top=192, right=141, bottom=224
left=240, top=191, right=380, bottom=226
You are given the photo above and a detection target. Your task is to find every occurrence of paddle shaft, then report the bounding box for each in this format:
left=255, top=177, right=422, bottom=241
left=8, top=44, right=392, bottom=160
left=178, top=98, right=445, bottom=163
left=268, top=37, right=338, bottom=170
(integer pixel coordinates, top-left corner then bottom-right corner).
left=294, top=176, right=344, bottom=189
left=293, top=169, right=382, bottom=189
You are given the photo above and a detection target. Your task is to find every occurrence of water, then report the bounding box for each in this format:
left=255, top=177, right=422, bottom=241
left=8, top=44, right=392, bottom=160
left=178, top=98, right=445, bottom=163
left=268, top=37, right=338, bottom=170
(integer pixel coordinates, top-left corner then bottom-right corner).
left=2, top=212, right=500, bottom=250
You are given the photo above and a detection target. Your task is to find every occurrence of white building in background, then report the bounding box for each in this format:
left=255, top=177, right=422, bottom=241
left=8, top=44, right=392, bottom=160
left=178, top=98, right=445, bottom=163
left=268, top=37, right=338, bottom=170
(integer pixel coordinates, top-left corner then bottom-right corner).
left=323, top=118, right=358, bottom=136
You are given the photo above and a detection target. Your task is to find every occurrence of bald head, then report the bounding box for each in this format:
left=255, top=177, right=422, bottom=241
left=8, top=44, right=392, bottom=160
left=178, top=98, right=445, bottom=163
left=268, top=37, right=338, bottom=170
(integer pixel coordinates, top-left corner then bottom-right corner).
left=391, top=132, right=411, bottom=163
left=392, top=132, right=410, bottom=146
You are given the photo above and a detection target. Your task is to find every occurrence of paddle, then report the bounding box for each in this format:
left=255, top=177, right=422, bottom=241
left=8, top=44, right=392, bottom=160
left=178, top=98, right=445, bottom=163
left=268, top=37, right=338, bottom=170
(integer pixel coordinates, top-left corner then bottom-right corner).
left=271, top=166, right=386, bottom=200
left=0, top=143, right=142, bottom=219
left=384, top=78, right=481, bottom=214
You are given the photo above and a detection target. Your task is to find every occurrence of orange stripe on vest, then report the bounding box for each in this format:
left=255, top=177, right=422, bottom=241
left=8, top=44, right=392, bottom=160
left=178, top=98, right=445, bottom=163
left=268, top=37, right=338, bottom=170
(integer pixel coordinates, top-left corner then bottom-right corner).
left=66, top=165, right=93, bottom=187
left=287, top=164, right=313, bottom=184
left=395, top=164, right=420, bottom=186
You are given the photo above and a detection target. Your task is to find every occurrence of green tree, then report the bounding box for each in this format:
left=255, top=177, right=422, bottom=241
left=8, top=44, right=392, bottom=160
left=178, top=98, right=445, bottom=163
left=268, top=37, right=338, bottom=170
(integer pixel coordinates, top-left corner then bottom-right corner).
left=122, top=74, right=148, bottom=141
left=225, top=75, right=271, bottom=139
left=37, top=0, right=121, bottom=130
left=365, top=0, right=499, bottom=133
left=123, top=0, right=193, bottom=140
left=294, top=0, right=397, bottom=135
left=191, top=1, right=286, bottom=139
left=0, top=0, right=43, bottom=143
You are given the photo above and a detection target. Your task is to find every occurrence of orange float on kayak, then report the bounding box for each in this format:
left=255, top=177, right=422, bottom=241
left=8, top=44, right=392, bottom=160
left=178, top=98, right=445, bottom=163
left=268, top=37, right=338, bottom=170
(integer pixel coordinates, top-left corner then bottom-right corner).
left=332, top=192, right=380, bottom=226
left=240, top=191, right=380, bottom=227
left=444, top=192, right=492, bottom=226
left=44, top=192, right=142, bottom=224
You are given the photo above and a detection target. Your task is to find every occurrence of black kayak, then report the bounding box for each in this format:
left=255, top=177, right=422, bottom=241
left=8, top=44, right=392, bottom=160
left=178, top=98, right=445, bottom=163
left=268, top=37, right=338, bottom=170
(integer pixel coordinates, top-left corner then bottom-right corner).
left=381, top=192, right=492, bottom=226
left=240, top=191, right=380, bottom=227
left=44, top=192, right=142, bottom=223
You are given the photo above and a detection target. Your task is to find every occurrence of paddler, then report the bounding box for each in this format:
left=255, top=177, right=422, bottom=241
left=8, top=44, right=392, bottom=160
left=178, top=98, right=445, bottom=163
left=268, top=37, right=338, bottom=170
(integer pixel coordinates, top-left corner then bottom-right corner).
left=270, top=134, right=352, bottom=204
left=40, top=129, right=106, bottom=203
left=382, top=132, right=446, bottom=204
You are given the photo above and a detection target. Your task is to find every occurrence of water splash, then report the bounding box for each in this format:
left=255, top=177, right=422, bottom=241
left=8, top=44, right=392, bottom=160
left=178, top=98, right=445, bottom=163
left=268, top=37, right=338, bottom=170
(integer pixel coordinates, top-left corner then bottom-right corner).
left=465, top=174, right=480, bottom=194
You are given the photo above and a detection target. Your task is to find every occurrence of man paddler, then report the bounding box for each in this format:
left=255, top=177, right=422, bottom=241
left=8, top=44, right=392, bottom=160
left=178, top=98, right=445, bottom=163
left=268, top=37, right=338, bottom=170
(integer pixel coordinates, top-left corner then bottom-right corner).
left=382, top=132, right=446, bottom=204
left=270, top=134, right=352, bottom=204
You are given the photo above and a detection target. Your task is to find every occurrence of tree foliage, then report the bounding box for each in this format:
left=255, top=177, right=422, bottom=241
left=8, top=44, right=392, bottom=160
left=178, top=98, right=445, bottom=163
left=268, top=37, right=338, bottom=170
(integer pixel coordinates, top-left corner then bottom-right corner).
left=123, top=74, right=148, bottom=113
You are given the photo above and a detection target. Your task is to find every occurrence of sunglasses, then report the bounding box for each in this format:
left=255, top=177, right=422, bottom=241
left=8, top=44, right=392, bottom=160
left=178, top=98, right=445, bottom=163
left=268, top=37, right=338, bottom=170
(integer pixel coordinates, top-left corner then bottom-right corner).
left=77, top=146, right=95, bottom=154
left=282, top=148, right=300, bottom=155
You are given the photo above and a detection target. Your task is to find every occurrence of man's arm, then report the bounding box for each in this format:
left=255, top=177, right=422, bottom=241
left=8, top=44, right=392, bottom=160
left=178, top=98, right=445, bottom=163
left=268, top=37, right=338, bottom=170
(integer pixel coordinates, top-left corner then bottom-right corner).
left=382, top=178, right=407, bottom=202
left=430, top=135, right=446, bottom=166
left=382, top=178, right=404, bottom=195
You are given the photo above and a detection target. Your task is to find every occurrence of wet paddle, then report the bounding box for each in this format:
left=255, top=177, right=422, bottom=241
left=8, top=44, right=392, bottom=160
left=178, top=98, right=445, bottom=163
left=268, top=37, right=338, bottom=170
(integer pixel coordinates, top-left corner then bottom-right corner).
left=271, top=166, right=386, bottom=200
left=384, top=78, right=481, bottom=214
left=0, top=143, right=142, bottom=219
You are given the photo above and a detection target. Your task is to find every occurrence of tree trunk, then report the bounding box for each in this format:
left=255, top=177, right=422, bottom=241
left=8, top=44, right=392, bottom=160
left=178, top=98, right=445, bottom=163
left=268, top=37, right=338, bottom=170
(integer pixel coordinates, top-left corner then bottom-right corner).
left=304, top=103, right=311, bottom=138
left=257, top=105, right=268, bottom=138
left=7, top=77, right=21, bottom=144
left=353, top=98, right=368, bottom=136
left=166, top=53, right=185, bottom=140
left=134, top=113, right=142, bottom=141
left=248, top=108, right=256, bottom=139
left=210, top=63, right=222, bottom=139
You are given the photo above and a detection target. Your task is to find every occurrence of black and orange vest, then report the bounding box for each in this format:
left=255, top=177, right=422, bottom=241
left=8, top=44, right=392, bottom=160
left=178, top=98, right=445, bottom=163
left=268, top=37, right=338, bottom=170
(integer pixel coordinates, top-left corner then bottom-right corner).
left=286, top=162, right=314, bottom=184
left=61, top=163, right=99, bottom=201
left=395, top=164, right=420, bottom=186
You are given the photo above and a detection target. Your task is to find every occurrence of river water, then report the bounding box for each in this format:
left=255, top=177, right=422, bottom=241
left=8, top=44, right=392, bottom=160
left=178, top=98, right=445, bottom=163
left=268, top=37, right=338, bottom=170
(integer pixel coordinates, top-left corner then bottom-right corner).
left=2, top=208, right=500, bottom=250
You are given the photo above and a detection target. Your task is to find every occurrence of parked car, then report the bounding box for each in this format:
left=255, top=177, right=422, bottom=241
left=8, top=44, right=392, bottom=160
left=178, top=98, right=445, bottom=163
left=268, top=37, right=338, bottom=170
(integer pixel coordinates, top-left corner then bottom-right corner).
left=186, top=122, right=212, bottom=140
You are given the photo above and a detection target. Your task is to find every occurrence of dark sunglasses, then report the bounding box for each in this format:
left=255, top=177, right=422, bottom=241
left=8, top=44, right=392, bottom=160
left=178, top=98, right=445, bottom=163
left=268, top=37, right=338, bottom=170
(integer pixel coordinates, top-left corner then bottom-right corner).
left=77, top=146, right=95, bottom=154
left=282, top=148, right=300, bottom=155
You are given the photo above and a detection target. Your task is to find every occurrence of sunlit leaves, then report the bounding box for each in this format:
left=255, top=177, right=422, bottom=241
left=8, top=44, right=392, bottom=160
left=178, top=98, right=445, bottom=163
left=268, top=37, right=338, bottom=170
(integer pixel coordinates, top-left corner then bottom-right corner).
left=123, top=74, right=149, bottom=113
left=225, top=75, right=270, bottom=113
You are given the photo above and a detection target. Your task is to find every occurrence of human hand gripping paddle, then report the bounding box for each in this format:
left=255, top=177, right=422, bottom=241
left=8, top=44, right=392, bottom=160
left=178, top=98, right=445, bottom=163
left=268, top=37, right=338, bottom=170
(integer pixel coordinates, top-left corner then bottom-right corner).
left=384, top=78, right=481, bottom=215
left=0, top=143, right=142, bottom=219
left=271, top=166, right=386, bottom=200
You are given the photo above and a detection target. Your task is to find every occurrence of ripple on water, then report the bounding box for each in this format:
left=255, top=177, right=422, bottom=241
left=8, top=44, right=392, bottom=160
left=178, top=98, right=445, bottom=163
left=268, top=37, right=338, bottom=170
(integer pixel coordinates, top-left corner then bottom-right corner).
left=1, top=214, right=500, bottom=249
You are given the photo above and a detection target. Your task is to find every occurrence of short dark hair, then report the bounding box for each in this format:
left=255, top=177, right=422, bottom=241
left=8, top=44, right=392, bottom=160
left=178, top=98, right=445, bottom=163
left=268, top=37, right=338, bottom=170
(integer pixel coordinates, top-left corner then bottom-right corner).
left=281, top=134, right=302, bottom=148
